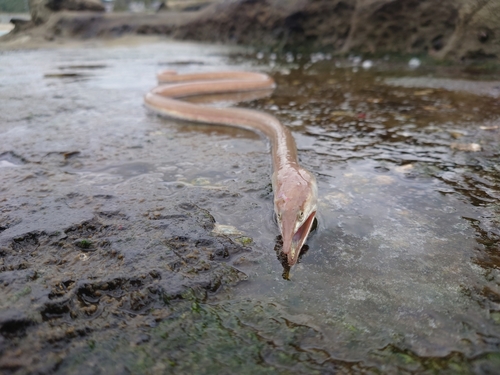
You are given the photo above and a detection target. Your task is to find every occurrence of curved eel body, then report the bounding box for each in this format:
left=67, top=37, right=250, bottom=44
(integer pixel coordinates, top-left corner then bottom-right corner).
left=144, top=71, right=317, bottom=266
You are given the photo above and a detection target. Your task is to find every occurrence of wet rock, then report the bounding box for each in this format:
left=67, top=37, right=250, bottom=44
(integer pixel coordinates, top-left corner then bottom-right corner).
left=0, top=191, right=250, bottom=374
left=0, top=316, right=34, bottom=368
left=1, top=36, right=500, bottom=373
left=0, top=151, right=28, bottom=166
left=133, top=333, right=150, bottom=345
left=450, top=142, right=482, bottom=152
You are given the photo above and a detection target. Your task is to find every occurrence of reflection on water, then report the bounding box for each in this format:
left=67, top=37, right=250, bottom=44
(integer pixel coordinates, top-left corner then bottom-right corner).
left=2, top=40, right=500, bottom=372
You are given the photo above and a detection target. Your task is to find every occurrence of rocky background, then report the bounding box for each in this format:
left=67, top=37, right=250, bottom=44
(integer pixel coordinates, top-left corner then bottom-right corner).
left=2, top=0, right=499, bottom=61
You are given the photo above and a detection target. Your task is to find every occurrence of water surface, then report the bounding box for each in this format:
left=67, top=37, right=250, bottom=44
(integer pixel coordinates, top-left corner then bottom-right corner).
left=1, top=39, right=499, bottom=373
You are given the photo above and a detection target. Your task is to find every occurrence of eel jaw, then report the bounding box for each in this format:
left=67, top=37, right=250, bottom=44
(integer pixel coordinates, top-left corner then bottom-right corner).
left=286, top=210, right=316, bottom=266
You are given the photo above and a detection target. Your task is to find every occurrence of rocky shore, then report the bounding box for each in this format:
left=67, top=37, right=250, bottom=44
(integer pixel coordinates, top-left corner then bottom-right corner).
left=2, top=0, right=499, bottom=61
left=2, top=3, right=500, bottom=374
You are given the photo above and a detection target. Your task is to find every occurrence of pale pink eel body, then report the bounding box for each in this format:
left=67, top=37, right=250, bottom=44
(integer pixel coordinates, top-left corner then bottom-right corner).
left=144, top=71, right=317, bottom=266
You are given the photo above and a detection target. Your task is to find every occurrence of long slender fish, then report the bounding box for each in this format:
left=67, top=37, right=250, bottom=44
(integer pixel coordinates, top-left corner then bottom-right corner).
left=144, top=71, right=317, bottom=266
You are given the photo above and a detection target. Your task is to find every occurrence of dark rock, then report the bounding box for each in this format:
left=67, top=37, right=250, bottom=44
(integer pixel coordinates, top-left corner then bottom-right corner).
left=0, top=311, right=34, bottom=337
left=435, top=0, right=500, bottom=61
left=340, top=0, right=459, bottom=54
left=46, top=0, right=105, bottom=12
left=29, top=0, right=105, bottom=25
left=9, top=19, right=34, bottom=34
left=174, top=0, right=499, bottom=60
left=156, top=1, right=168, bottom=12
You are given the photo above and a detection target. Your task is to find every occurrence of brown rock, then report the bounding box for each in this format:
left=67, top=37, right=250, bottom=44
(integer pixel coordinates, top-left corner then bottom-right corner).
left=175, top=0, right=499, bottom=60
left=340, top=0, right=459, bottom=54
left=436, top=0, right=500, bottom=61
left=13, top=0, right=500, bottom=61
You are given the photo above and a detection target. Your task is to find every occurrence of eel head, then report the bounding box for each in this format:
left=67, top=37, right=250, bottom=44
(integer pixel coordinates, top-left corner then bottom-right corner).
left=273, top=167, right=318, bottom=266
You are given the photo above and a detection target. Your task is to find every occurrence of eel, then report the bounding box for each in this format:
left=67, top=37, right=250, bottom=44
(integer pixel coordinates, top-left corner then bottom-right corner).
left=144, top=70, right=317, bottom=266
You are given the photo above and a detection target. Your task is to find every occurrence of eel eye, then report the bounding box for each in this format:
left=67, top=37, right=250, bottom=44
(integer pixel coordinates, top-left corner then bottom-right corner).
left=298, top=211, right=304, bottom=221
left=277, top=213, right=282, bottom=222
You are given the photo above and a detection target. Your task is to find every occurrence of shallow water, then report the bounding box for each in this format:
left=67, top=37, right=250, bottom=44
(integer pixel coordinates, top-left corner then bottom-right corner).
left=1, top=39, right=500, bottom=373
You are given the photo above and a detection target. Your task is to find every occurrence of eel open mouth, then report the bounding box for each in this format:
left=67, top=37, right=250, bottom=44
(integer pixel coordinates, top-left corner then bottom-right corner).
left=290, top=211, right=316, bottom=263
